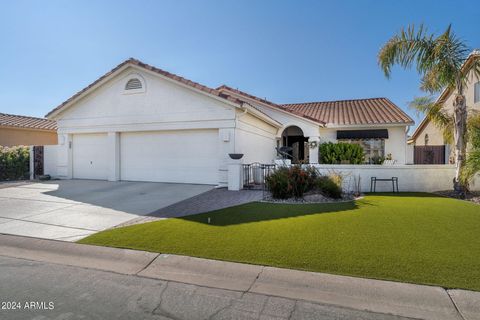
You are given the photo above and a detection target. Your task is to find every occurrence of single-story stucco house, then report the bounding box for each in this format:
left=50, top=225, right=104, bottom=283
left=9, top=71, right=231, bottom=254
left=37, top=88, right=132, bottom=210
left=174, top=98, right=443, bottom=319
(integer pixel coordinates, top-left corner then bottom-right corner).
left=0, top=113, right=57, bottom=147
left=45, top=58, right=414, bottom=186
left=408, top=50, right=480, bottom=164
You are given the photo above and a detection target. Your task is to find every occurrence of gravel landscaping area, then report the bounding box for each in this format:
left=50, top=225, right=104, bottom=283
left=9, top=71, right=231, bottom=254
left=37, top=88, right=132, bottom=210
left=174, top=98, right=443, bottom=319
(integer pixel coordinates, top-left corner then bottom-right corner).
left=435, top=190, right=480, bottom=204
left=262, top=191, right=357, bottom=204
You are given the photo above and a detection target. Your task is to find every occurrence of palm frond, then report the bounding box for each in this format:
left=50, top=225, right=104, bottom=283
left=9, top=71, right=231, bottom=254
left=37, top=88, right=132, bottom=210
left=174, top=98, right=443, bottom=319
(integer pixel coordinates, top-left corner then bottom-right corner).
left=378, top=24, right=435, bottom=78
left=409, top=96, right=454, bottom=143
left=460, top=112, right=480, bottom=186
left=460, top=150, right=480, bottom=187
left=467, top=111, right=480, bottom=148
left=378, top=24, right=469, bottom=93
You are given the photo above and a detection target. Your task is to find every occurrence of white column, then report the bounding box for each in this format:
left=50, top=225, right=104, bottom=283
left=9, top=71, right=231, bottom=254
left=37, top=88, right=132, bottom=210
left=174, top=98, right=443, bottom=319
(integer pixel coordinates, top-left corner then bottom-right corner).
left=66, top=134, right=73, bottom=179
left=218, top=128, right=235, bottom=187
left=227, top=158, right=243, bottom=191
left=107, top=132, right=120, bottom=181
left=308, top=136, right=320, bottom=164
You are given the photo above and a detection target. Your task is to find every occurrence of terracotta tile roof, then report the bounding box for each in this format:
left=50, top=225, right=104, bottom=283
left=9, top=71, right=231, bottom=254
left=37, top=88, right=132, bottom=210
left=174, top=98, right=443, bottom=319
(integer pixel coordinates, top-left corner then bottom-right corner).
left=217, top=85, right=323, bottom=124
left=218, top=85, right=413, bottom=126
left=46, top=58, right=413, bottom=128
left=46, top=58, right=245, bottom=118
left=281, top=98, right=414, bottom=126
left=0, top=113, right=57, bottom=131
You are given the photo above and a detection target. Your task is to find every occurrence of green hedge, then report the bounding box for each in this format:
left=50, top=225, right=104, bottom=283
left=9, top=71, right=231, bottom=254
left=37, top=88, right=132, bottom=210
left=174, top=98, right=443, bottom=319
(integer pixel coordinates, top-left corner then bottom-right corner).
left=319, top=142, right=364, bottom=164
left=0, top=146, right=30, bottom=181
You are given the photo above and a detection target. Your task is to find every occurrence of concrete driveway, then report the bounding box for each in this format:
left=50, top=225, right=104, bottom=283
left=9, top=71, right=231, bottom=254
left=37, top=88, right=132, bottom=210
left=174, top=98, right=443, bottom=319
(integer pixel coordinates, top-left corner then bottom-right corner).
left=0, top=180, right=213, bottom=241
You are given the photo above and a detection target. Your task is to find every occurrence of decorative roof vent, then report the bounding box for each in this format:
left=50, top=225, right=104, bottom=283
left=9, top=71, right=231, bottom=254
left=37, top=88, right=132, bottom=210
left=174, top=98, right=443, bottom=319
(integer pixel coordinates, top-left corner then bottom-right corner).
left=125, top=78, right=142, bottom=90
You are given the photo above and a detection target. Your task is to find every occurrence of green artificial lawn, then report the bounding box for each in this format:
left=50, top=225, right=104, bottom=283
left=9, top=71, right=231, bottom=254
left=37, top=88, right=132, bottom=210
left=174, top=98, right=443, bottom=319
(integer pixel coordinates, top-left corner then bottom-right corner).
left=79, top=193, right=480, bottom=291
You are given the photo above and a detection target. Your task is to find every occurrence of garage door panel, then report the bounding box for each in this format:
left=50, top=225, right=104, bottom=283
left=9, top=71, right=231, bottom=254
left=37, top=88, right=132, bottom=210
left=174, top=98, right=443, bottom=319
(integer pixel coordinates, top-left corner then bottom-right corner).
left=72, top=134, right=108, bottom=180
left=120, top=130, right=218, bottom=184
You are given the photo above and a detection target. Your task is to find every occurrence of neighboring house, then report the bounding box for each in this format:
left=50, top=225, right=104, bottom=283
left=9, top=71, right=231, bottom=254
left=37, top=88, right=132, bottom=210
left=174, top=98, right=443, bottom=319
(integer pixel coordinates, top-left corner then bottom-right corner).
left=0, top=113, right=57, bottom=147
left=408, top=50, right=480, bottom=164
left=45, top=58, right=414, bottom=186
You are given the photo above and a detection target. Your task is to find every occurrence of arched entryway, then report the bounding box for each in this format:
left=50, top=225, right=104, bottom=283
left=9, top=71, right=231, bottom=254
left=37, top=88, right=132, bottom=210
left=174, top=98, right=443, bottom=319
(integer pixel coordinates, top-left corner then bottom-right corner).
left=279, top=126, right=308, bottom=163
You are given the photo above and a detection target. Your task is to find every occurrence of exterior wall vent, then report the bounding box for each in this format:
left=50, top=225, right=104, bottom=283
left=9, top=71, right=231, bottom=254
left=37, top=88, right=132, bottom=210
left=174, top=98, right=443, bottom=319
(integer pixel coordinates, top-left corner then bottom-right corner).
left=125, top=78, right=142, bottom=90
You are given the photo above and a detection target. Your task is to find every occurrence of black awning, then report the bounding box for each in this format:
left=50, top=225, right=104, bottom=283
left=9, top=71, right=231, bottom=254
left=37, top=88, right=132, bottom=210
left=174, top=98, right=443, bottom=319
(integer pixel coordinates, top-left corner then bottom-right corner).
left=336, top=129, right=389, bottom=139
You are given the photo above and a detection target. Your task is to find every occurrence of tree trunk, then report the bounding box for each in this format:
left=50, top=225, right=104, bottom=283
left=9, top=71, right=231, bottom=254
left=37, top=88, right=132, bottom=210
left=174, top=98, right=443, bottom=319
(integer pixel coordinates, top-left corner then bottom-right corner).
left=453, top=94, right=467, bottom=192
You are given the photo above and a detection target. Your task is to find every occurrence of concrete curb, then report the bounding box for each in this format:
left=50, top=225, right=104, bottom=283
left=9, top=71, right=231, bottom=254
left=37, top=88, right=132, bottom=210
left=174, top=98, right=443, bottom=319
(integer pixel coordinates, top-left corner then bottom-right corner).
left=1, top=233, right=478, bottom=319
left=251, top=267, right=462, bottom=320
left=0, top=234, right=158, bottom=275
left=138, top=254, right=263, bottom=291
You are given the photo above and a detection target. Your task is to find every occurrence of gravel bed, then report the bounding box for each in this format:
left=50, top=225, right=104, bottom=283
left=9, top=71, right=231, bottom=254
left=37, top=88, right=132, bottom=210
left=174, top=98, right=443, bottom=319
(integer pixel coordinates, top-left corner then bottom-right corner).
left=434, top=190, right=480, bottom=205
left=262, top=192, right=358, bottom=204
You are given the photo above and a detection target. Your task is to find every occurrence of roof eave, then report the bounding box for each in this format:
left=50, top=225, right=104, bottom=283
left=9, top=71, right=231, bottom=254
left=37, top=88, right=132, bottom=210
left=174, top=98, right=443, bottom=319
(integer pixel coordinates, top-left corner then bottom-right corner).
left=0, top=124, right=57, bottom=132
left=241, top=103, right=282, bottom=128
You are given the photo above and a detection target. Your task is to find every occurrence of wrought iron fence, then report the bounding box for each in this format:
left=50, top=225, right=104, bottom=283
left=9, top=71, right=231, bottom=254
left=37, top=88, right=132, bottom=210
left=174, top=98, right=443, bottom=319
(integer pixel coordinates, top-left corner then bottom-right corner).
left=242, top=163, right=276, bottom=191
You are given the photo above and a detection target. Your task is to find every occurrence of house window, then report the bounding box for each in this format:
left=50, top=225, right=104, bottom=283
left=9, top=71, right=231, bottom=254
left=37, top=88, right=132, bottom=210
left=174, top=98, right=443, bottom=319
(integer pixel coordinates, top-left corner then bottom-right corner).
left=424, top=134, right=429, bottom=146
left=338, top=139, right=385, bottom=164
left=475, top=82, right=480, bottom=104
left=125, top=78, right=142, bottom=90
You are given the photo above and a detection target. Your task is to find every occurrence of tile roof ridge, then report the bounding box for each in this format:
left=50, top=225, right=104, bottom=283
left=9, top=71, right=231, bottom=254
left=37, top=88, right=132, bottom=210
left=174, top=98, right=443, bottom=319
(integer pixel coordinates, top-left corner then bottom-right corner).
left=282, top=97, right=389, bottom=106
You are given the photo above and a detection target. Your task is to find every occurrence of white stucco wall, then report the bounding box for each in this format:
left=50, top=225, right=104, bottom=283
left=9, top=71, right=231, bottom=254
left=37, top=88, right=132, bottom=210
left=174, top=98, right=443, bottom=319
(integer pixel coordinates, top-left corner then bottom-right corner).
left=54, top=67, right=238, bottom=134
left=311, top=164, right=480, bottom=192
left=49, top=66, right=242, bottom=184
left=234, top=112, right=277, bottom=164
left=48, top=65, right=281, bottom=185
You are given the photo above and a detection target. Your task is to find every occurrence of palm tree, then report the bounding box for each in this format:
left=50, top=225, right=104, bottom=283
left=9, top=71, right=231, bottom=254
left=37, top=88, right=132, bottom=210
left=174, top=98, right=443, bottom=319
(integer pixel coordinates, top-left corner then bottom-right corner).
left=378, top=24, right=480, bottom=191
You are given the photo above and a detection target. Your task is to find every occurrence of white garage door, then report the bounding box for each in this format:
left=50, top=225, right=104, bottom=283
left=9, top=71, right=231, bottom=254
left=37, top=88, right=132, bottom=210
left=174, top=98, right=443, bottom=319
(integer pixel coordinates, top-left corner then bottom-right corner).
left=120, top=130, right=219, bottom=184
left=72, top=133, right=108, bottom=180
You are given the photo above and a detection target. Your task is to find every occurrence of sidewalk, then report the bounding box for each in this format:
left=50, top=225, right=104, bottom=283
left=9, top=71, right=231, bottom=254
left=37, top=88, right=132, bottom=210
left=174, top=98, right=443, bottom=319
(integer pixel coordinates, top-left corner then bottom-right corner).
left=0, top=233, right=478, bottom=320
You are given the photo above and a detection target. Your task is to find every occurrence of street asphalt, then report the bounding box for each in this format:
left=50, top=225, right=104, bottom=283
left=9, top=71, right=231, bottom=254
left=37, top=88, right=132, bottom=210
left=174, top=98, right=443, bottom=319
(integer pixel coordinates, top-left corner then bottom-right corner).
left=0, top=255, right=410, bottom=320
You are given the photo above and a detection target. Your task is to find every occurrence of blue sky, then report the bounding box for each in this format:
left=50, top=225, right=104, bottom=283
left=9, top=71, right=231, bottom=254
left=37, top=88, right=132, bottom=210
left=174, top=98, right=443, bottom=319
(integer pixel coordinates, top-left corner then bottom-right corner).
left=0, top=0, right=478, bottom=131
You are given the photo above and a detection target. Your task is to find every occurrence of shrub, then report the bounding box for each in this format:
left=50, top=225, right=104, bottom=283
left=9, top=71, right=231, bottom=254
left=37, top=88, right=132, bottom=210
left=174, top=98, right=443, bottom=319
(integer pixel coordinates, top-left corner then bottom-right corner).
left=319, top=142, right=364, bottom=164
left=316, top=174, right=343, bottom=199
left=265, top=167, right=291, bottom=199
left=266, top=166, right=343, bottom=200
left=0, top=146, right=30, bottom=181
left=266, top=165, right=317, bottom=199
left=287, top=165, right=310, bottom=198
